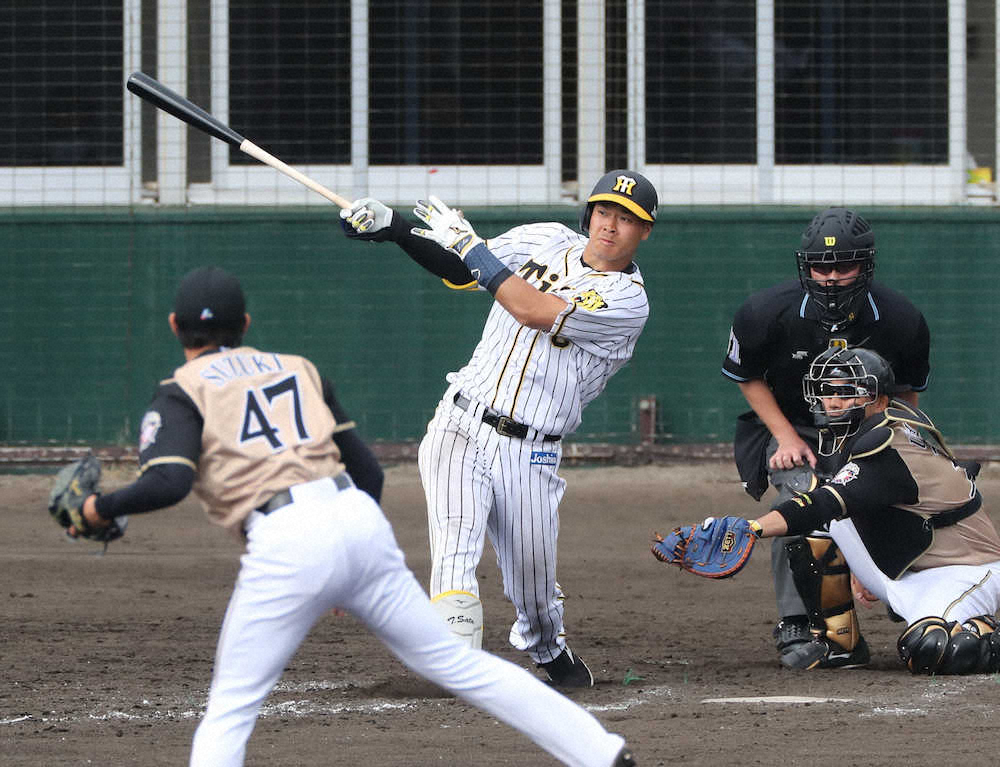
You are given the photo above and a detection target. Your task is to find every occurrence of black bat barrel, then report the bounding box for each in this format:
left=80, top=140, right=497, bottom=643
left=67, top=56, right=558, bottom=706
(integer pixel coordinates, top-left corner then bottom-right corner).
left=126, top=71, right=246, bottom=148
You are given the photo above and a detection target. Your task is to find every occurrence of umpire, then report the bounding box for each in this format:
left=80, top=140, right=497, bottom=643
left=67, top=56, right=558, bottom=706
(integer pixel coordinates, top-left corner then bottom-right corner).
left=721, top=207, right=930, bottom=669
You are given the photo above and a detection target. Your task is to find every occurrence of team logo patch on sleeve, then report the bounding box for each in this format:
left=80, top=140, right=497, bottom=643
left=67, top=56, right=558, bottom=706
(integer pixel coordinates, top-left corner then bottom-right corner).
left=573, top=289, right=608, bottom=311
left=831, top=461, right=860, bottom=486
left=530, top=451, right=558, bottom=466
left=139, top=410, right=162, bottom=452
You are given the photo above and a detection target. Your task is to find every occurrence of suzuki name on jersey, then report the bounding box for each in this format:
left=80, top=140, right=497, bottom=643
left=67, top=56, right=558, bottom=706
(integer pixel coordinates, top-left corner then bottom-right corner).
left=201, top=352, right=284, bottom=386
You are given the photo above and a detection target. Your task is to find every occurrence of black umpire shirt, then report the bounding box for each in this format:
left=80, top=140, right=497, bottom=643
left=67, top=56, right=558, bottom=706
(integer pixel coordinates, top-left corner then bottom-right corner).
left=722, top=279, right=930, bottom=425
left=721, top=279, right=930, bottom=498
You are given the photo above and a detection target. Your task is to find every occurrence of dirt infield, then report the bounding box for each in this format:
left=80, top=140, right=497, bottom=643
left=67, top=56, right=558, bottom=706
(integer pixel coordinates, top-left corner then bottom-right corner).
left=4, top=460, right=1000, bottom=766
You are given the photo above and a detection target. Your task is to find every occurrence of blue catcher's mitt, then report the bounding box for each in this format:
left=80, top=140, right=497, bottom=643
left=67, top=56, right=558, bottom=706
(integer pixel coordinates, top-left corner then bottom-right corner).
left=651, top=516, right=760, bottom=578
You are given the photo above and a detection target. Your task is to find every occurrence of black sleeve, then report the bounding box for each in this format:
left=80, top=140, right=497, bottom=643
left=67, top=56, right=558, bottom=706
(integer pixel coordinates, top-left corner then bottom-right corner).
left=95, top=463, right=195, bottom=520
left=722, top=295, right=770, bottom=382
left=772, top=447, right=917, bottom=534
left=379, top=210, right=476, bottom=285
left=94, top=381, right=202, bottom=519
left=322, top=378, right=384, bottom=503
left=895, top=312, right=931, bottom=393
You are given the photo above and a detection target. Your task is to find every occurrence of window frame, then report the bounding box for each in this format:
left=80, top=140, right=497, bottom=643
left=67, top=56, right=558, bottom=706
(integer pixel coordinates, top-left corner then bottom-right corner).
left=0, top=0, right=142, bottom=206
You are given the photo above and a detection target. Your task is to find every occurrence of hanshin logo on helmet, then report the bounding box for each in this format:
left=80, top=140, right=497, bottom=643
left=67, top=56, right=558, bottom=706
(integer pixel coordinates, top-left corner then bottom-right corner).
left=579, top=168, right=658, bottom=232
left=612, top=175, right=638, bottom=196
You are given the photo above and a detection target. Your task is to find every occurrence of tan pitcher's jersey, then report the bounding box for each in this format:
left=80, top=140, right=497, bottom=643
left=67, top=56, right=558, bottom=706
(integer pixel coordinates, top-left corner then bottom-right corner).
left=169, top=346, right=344, bottom=530
left=448, top=222, right=648, bottom=436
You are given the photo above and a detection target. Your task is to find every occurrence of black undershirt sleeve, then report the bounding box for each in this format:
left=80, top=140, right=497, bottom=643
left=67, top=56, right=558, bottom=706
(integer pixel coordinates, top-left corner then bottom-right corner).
left=383, top=210, right=476, bottom=285
left=772, top=447, right=916, bottom=535
left=773, top=488, right=844, bottom=535
left=322, top=378, right=384, bottom=503
left=95, top=463, right=195, bottom=520
left=94, top=382, right=202, bottom=520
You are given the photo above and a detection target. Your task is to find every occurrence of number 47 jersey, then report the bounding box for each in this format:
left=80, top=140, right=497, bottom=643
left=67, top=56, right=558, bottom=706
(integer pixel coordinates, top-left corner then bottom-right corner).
left=139, top=346, right=344, bottom=533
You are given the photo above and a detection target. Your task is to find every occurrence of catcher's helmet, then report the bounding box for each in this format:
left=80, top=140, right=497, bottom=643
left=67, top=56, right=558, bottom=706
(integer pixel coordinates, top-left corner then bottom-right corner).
left=796, top=207, right=876, bottom=331
left=579, top=169, right=658, bottom=233
left=802, top=345, right=894, bottom=455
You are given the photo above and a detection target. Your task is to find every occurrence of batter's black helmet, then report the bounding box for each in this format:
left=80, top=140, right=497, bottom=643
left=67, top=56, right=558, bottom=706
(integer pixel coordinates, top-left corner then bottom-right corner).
left=802, top=345, right=894, bottom=455
left=796, top=207, right=876, bottom=331
left=579, top=169, right=658, bottom=233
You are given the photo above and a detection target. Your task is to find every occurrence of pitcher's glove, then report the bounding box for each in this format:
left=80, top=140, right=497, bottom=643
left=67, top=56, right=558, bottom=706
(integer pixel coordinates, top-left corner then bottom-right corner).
left=48, top=454, right=126, bottom=545
left=651, top=516, right=761, bottom=579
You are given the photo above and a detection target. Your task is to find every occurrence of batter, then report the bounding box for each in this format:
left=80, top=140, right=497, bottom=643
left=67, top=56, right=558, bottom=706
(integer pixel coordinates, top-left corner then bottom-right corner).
left=341, top=170, right=658, bottom=686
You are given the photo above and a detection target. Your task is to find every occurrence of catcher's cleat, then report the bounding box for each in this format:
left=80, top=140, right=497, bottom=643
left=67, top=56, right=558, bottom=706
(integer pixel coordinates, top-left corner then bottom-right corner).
left=538, top=647, right=594, bottom=688
left=780, top=635, right=871, bottom=670
left=773, top=615, right=811, bottom=653
left=613, top=745, right=637, bottom=766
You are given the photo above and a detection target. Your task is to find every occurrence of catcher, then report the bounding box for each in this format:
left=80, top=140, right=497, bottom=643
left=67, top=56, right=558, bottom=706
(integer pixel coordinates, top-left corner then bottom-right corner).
left=654, top=345, right=1000, bottom=675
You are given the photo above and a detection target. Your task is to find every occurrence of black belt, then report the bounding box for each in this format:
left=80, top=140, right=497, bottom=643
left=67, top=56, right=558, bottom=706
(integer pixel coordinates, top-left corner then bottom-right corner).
left=453, top=392, right=560, bottom=442
left=256, top=473, right=354, bottom=515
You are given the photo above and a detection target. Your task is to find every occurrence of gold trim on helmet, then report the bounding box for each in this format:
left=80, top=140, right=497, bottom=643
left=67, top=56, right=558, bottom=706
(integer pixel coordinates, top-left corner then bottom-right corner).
left=586, top=192, right=655, bottom=222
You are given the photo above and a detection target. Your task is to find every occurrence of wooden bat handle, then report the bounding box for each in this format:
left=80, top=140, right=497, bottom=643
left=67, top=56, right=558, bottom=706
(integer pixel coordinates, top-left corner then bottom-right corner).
left=239, top=141, right=352, bottom=209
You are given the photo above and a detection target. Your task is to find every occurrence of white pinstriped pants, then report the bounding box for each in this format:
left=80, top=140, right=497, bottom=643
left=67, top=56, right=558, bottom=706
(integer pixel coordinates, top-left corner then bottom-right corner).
left=419, top=384, right=569, bottom=664
left=188, top=477, right=624, bottom=767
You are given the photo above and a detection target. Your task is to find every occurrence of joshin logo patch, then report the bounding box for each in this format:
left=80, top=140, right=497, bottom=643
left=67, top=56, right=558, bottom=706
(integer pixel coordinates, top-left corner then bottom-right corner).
left=530, top=451, right=558, bottom=466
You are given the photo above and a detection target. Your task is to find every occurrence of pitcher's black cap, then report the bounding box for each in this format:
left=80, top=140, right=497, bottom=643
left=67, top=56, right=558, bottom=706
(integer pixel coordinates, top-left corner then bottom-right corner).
left=174, top=267, right=246, bottom=331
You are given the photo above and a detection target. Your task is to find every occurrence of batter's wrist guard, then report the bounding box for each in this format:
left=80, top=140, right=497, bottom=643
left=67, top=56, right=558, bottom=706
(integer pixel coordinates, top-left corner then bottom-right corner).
left=463, top=242, right=513, bottom=294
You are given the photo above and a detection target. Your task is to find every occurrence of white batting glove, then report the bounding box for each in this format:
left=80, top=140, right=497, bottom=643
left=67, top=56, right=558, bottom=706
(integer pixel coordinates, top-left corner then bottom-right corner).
left=411, top=195, right=484, bottom=260
left=340, top=197, right=394, bottom=239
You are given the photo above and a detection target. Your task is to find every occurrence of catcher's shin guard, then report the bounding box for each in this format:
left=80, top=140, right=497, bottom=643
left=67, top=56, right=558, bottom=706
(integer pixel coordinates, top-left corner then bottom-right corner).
left=784, top=536, right=864, bottom=668
left=431, top=590, right=484, bottom=649
left=898, top=615, right=1000, bottom=675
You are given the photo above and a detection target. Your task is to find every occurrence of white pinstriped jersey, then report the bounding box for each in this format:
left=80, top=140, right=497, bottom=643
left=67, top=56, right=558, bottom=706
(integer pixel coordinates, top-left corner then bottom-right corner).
left=446, top=222, right=648, bottom=437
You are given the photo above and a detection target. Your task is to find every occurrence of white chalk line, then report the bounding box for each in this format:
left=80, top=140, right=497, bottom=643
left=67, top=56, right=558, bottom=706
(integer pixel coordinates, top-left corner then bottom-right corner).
left=1, top=682, right=676, bottom=727
left=5, top=674, right=997, bottom=728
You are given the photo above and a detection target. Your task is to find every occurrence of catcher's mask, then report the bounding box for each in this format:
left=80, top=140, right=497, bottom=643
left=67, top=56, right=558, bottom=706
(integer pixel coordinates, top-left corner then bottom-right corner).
left=796, top=207, right=875, bottom=332
left=802, top=345, right=894, bottom=456
left=579, top=169, right=658, bottom=233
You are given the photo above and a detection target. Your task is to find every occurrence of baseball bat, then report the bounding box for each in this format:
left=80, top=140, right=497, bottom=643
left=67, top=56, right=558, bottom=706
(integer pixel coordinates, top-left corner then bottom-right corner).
left=126, top=71, right=351, bottom=209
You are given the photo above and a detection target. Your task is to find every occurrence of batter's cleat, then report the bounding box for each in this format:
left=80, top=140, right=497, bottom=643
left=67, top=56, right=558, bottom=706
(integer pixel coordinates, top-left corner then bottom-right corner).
left=613, top=745, right=637, bottom=766
left=780, top=635, right=871, bottom=670
left=538, top=647, right=595, bottom=688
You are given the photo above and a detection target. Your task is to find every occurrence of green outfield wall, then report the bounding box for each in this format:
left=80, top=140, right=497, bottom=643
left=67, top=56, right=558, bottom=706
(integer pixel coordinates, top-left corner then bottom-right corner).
left=2, top=206, right=999, bottom=449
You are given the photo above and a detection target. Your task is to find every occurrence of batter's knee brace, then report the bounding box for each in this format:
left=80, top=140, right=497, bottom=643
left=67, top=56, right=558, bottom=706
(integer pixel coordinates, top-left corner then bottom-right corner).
left=431, top=590, right=484, bottom=649
left=785, top=536, right=861, bottom=653
left=897, top=615, right=1000, bottom=675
